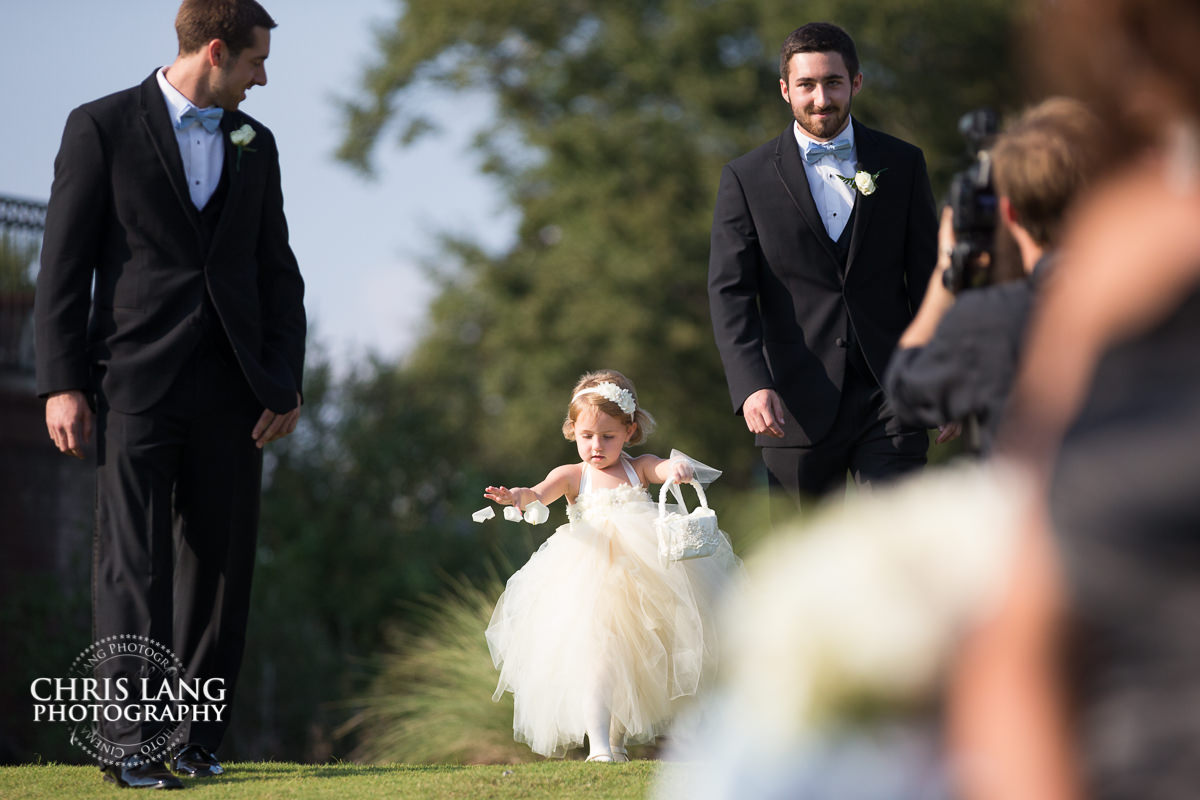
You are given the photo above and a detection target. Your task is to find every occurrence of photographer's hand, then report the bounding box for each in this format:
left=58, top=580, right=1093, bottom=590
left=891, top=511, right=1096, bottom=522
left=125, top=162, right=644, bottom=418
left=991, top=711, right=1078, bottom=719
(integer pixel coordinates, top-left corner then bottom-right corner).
left=936, top=421, right=962, bottom=444
left=899, top=206, right=958, bottom=349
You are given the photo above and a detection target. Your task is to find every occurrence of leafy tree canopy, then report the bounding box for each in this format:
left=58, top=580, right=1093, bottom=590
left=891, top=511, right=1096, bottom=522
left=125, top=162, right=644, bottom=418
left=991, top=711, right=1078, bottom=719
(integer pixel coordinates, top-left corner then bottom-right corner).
left=336, top=0, right=1024, bottom=489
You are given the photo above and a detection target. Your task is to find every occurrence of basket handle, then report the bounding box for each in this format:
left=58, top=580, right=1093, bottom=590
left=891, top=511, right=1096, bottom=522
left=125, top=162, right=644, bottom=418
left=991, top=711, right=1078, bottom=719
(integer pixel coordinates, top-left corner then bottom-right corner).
left=657, top=479, right=709, bottom=519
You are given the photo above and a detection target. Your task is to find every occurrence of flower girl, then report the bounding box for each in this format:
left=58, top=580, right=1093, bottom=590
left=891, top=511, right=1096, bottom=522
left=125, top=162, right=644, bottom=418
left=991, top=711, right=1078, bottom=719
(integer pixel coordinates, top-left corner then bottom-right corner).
left=483, top=370, right=739, bottom=762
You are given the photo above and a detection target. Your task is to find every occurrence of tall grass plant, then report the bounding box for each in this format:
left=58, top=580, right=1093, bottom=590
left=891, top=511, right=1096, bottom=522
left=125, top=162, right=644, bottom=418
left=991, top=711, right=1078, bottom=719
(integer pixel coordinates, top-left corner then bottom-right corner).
left=345, top=573, right=532, bottom=764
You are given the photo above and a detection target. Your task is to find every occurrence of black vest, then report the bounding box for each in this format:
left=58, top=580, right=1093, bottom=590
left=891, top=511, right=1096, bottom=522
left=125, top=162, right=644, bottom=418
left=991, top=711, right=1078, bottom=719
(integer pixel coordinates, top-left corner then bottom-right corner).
left=198, top=165, right=230, bottom=248
left=833, top=203, right=855, bottom=271
left=830, top=203, right=873, bottom=381
left=196, top=168, right=235, bottom=359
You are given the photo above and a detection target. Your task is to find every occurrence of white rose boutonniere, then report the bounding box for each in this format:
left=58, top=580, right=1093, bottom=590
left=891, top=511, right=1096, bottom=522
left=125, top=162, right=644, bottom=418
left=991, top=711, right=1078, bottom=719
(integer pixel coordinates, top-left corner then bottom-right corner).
left=230, top=124, right=257, bottom=171
left=839, top=167, right=887, bottom=196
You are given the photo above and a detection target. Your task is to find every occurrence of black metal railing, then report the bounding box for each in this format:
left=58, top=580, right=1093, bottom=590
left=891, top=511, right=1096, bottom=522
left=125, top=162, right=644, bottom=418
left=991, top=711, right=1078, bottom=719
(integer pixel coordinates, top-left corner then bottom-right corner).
left=1, top=194, right=47, bottom=373
left=1, top=195, right=48, bottom=232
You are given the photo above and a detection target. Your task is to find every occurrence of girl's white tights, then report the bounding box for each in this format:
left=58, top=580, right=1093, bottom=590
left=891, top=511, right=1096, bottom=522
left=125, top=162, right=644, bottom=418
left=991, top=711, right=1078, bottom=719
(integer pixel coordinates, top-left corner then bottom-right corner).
left=583, top=681, right=612, bottom=760
left=610, top=719, right=628, bottom=759
left=583, top=673, right=630, bottom=761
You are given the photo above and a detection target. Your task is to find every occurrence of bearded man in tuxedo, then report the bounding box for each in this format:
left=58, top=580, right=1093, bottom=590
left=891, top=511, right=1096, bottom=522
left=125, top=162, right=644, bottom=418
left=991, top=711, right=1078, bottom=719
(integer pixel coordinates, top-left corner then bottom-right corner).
left=708, top=22, right=937, bottom=515
left=35, top=0, right=305, bottom=788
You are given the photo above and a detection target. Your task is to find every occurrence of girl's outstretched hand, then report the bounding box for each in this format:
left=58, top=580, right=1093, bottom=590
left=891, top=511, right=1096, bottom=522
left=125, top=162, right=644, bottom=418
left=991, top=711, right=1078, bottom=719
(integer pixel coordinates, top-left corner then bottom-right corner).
left=484, top=486, right=513, bottom=505
left=485, top=486, right=535, bottom=512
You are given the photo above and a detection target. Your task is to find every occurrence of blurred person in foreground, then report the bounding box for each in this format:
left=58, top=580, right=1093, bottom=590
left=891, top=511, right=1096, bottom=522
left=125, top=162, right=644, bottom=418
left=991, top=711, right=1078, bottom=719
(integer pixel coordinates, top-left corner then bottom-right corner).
left=652, top=459, right=1029, bottom=800
left=885, top=99, right=1102, bottom=455
left=950, top=0, right=1200, bottom=798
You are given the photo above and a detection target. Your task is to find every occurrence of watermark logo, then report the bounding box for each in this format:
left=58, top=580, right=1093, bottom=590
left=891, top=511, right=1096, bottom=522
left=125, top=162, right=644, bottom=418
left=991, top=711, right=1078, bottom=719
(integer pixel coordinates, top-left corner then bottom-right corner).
left=30, top=635, right=226, bottom=765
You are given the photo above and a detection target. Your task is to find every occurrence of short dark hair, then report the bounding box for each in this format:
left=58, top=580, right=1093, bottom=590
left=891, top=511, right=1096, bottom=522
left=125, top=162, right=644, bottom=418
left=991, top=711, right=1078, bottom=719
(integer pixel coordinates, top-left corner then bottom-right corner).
left=991, top=98, right=1102, bottom=248
left=175, top=0, right=277, bottom=56
left=779, top=23, right=860, bottom=82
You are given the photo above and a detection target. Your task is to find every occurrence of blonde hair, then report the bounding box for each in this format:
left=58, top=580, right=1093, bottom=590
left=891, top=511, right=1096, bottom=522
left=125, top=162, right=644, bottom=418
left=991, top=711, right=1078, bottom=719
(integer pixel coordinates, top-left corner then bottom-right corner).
left=561, top=369, right=656, bottom=446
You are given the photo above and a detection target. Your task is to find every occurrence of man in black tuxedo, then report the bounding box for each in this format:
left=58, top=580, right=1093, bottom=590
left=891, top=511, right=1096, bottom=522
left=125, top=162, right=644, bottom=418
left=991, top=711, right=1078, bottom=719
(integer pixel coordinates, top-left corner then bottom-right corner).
left=708, top=22, right=936, bottom=514
left=35, top=0, right=304, bottom=788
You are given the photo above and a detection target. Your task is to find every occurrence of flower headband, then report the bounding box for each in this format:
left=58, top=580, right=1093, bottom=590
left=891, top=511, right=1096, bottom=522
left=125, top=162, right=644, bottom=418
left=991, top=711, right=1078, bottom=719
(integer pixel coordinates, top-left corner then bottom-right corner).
left=571, top=382, right=636, bottom=416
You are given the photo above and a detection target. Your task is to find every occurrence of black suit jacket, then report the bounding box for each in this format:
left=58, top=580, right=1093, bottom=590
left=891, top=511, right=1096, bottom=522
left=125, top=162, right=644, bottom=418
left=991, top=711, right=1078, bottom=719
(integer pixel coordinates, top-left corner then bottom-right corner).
left=708, top=120, right=936, bottom=446
left=36, top=71, right=305, bottom=414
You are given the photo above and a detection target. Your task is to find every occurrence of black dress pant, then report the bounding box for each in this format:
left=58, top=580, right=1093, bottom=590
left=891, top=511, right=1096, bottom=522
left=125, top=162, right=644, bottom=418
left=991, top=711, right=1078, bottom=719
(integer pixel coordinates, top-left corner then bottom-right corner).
left=93, top=336, right=262, bottom=753
left=762, top=357, right=928, bottom=522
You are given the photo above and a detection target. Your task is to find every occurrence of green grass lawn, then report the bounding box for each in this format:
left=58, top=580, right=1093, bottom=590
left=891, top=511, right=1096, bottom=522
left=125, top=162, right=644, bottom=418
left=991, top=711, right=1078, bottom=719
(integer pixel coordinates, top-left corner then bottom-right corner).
left=0, top=760, right=664, bottom=799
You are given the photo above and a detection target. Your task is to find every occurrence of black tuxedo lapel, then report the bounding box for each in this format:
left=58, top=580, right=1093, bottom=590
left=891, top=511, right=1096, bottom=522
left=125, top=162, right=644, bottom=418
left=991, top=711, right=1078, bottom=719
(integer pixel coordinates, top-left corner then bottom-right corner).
left=772, top=126, right=841, bottom=267
left=209, top=112, right=247, bottom=252
left=844, top=120, right=883, bottom=277
left=136, top=73, right=204, bottom=242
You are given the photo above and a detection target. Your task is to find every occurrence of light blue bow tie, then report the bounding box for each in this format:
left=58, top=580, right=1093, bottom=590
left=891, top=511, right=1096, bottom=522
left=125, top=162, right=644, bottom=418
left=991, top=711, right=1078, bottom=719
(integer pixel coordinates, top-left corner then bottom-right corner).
left=803, top=138, right=852, bottom=164
left=176, top=106, right=224, bottom=133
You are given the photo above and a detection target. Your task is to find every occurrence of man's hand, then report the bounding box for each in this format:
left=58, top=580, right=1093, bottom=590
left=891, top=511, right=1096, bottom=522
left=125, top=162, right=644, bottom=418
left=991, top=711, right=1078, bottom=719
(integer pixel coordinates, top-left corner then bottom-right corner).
left=743, top=388, right=785, bottom=438
left=46, top=390, right=93, bottom=459
left=252, top=393, right=302, bottom=449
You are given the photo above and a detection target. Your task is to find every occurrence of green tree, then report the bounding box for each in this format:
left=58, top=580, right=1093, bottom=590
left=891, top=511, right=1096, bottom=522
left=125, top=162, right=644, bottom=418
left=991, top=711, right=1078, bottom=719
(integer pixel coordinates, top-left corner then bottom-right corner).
left=338, top=0, right=1023, bottom=491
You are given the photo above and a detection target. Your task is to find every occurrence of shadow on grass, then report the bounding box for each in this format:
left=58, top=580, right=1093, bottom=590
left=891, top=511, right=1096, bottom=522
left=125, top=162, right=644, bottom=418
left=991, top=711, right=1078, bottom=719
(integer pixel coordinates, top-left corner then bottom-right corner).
left=212, top=762, right=472, bottom=784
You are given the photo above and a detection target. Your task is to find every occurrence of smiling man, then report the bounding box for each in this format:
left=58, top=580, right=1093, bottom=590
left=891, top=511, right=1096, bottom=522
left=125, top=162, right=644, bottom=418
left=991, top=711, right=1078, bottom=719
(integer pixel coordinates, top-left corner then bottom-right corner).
left=35, top=0, right=305, bottom=789
left=708, top=22, right=937, bottom=516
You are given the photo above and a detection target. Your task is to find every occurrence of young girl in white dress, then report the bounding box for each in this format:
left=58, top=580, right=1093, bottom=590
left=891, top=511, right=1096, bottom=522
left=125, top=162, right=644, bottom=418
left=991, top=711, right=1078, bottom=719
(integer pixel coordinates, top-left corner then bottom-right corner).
left=483, top=369, right=739, bottom=762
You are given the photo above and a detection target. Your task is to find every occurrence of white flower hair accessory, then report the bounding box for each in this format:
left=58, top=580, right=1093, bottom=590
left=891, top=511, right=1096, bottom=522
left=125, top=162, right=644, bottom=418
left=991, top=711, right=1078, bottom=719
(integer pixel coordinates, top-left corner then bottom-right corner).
left=839, top=167, right=887, bottom=196
left=572, top=382, right=636, bottom=416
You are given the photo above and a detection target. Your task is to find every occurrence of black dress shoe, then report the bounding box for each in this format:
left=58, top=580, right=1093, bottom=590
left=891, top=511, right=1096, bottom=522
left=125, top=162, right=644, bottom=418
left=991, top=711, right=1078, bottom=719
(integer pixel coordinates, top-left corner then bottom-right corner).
left=169, top=744, right=225, bottom=778
left=100, top=756, right=183, bottom=789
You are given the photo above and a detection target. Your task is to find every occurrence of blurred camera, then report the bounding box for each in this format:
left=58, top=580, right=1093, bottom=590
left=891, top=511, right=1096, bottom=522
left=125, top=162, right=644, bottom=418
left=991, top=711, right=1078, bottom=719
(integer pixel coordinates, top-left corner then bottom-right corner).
left=942, top=109, right=999, bottom=293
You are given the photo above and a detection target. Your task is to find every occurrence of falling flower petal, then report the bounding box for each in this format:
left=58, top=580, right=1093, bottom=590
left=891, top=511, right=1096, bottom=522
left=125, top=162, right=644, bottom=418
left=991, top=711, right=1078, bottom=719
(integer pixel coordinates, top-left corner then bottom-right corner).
left=523, top=501, right=549, bottom=525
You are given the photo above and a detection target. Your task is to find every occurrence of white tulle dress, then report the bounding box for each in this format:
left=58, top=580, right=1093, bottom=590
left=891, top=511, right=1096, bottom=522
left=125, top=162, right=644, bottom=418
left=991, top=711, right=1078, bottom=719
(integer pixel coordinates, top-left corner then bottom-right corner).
left=486, top=455, right=739, bottom=757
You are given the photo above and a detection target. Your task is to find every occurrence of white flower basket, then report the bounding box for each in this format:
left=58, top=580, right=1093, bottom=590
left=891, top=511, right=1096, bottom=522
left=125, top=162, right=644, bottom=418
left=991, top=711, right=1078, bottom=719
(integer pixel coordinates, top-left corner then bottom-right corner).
left=656, top=480, right=720, bottom=563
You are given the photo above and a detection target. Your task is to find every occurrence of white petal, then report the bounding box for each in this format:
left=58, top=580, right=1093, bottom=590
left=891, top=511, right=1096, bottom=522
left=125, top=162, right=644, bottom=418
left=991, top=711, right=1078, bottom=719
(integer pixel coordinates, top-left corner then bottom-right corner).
left=522, top=501, right=549, bottom=525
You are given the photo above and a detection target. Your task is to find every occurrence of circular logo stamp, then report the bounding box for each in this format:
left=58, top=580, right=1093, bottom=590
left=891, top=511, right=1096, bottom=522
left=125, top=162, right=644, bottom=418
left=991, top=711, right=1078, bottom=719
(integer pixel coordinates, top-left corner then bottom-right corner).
left=30, top=635, right=225, bottom=765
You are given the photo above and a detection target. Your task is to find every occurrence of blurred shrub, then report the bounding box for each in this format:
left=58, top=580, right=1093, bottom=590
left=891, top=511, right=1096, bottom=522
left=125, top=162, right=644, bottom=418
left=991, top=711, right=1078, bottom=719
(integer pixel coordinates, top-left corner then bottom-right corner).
left=345, top=573, right=531, bottom=765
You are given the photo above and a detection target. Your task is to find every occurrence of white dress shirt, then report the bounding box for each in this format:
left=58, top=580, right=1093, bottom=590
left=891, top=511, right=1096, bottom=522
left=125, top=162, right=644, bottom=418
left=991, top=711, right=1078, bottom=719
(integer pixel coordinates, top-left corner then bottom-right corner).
left=793, top=119, right=858, bottom=242
left=156, top=67, right=225, bottom=210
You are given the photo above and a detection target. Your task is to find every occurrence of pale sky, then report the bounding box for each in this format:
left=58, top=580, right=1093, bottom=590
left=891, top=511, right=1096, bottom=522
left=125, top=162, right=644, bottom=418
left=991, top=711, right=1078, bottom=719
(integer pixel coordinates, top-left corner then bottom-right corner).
left=3, top=1, right=516, bottom=365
